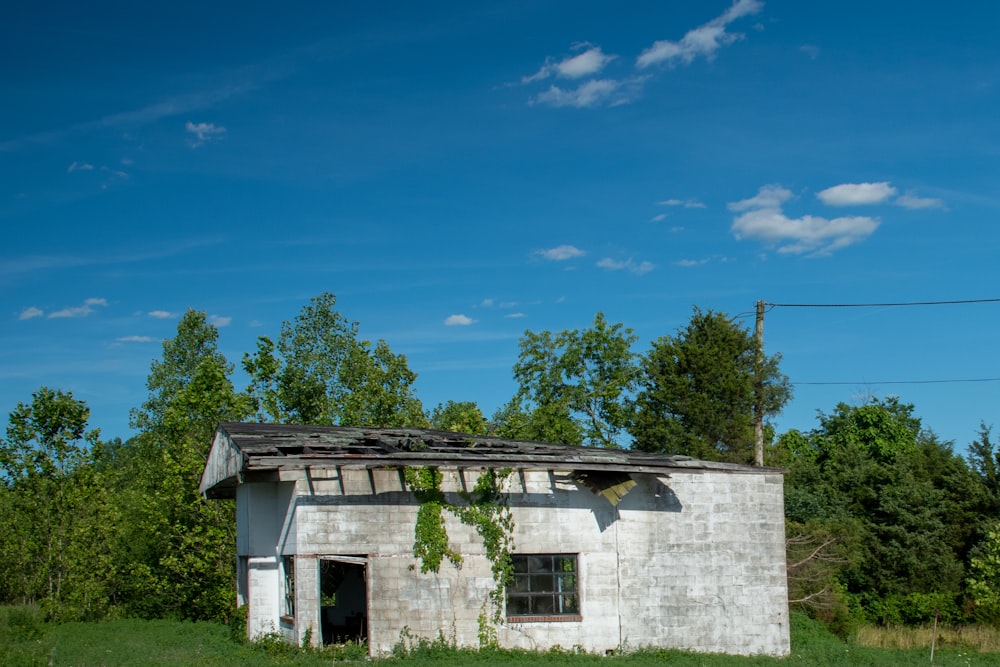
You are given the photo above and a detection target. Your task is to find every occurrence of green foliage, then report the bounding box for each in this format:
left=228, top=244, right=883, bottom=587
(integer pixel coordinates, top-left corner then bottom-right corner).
left=244, top=292, right=426, bottom=428
left=115, top=309, right=251, bottom=622
left=6, top=610, right=1000, bottom=666
left=429, top=401, right=490, bottom=435
left=405, top=467, right=463, bottom=572
left=967, top=523, right=1000, bottom=625
left=783, top=397, right=991, bottom=628
left=0, top=388, right=115, bottom=621
left=404, top=467, right=515, bottom=624
left=511, top=312, right=638, bottom=448
left=0, top=605, right=47, bottom=642
left=631, top=307, right=790, bottom=463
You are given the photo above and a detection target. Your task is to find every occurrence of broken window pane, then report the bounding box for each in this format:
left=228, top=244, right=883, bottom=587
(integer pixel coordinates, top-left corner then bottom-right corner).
left=506, top=554, right=579, bottom=619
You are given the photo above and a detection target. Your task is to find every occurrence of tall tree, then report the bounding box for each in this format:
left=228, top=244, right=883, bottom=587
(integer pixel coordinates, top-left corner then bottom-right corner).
left=243, top=292, right=425, bottom=427
left=631, top=307, right=790, bottom=462
left=510, top=312, right=638, bottom=448
left=119, top=309, right=251, bottom=621
left=780, top=398, right=986, bottom=625
left=0, top=388, right=112, bottom=619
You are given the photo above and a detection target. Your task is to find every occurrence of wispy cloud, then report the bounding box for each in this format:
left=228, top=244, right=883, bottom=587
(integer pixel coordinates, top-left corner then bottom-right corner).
left=49, top=297, right=109, bottom=319
left=186, top=121, right=227, bottom=147
left=537, top=245, right=586, bottom=261
left=676, top=256, right=732, bottom=267
left=651, top=213, right=668, bottom=222
left=116, top=335, right=158, bottom=343
left=0, top=236, right=225, bottom=278
left=800, top=44, right=820, bottom=60
left=208, top=314, right=232, bottom=327
left=895, top=192, right=945, bottom=209
left=0, top=80, right=262, bottom=153
left=597, top=257, right=655, bottom=274
left=444, top=314, right=475, bottom=326
left=730, top=185, right=879, bottom=256
left=817, top=182, right=897, bottom=206
left=67, top=161, right=94, bottom=173
left=523, top=44, right=617, bottom=83
left=148, top=310, right=177, bottom=319
left=505, top=312, right=526, bottom=319
left=659, top=198, right=706, bottom=208
left=636, top=0, right=764, bottom=69
left=522, top=1, right=762, bottom=109
left=532, top=77, right=646, bottom=108
left=19, top=306, right=44, bottom=320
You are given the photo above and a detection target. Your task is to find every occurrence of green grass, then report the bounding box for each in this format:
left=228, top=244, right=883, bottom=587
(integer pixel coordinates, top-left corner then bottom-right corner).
left=2, top=607, right=998, bottom=666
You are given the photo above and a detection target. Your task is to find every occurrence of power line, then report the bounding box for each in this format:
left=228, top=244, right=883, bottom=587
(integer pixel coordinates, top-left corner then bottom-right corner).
left=759, top=298, right=1000, bottom=392
left=794, top=377, right=1000, bottom=386
left=768, top=298, right=1000, bottom=308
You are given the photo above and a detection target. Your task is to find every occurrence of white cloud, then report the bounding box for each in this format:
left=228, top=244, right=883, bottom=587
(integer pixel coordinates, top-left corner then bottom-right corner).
left=817, top=181, right=897, bottom=206
left=148, top=310, right=176, bottom=319
left=48, top=297, right=108, bottom=319
left=597, top=257, right=655, bottom=274
left=650, top=213, right=668, bottom=222
left=732, top=210, right=879, bottom=255
left=637, top=0, right=764, bottom=69
left=505, top=312, right=526, bottom=319
left=67, top=161, right=94, bottom=173
left=538, top=245, right=586, bottom=261
left=728, top=184, right=793, bottom=211
left=659, top=198, right=706, bottom=208
left=479, top=298, right=495, bottom=308
left=895, top=193, right=945, bottom=210
left=676, top=258, right=710, bottom=267
left=444, top=314, right=475, bottom=326
left=19, top=306, right=44, bottom=320
left=730, top=186, right=879, bottom=256
left=532, top=77, right=644, bottom=108
left=186, top=121, right=226, bottom=147
left=523, top=45, right=617, bottom=83
left=209, top=315, right=232, bottom=327
left=117, top=335, right=157, bottom=343
left=800, top=44, right=820, bottom=59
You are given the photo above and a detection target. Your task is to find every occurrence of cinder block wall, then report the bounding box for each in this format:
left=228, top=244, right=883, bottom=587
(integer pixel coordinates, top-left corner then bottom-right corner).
left=279, top=466, right=789, bottom=657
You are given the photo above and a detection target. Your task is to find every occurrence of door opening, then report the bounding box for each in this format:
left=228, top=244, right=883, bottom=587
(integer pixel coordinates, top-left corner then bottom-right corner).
left=319, top=556, right=367, bottom=645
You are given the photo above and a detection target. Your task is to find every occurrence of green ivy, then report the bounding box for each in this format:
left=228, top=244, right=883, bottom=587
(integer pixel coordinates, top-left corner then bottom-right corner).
left=404, top=466, right=515, bottom=624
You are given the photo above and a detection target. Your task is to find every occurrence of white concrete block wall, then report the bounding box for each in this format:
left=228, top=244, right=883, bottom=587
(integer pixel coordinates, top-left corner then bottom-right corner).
left=245, top=465, right=788, bottom=657
left=246, top=556, right=282, bottom=640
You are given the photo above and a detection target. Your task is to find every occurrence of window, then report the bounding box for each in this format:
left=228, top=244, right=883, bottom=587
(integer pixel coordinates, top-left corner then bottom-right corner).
left=507, top=554, right=579, bottom=619
left=282, top=556, right=295, bottom=619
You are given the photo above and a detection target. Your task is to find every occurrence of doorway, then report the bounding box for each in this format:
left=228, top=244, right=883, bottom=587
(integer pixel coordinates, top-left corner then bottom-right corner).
left=319, top=556, right=367, bottom=645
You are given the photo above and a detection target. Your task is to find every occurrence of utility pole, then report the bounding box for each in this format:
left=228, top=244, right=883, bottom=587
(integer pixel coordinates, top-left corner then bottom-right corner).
left=754, top=300, right=765, bottom=466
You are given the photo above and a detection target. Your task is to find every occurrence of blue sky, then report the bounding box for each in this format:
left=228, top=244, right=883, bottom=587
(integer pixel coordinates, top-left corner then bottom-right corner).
left=3, top=0, right=1000, bottom=449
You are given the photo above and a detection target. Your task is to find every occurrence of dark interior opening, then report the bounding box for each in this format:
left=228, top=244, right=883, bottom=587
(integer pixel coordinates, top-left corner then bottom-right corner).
left=320, top=557, right=367, bottom=645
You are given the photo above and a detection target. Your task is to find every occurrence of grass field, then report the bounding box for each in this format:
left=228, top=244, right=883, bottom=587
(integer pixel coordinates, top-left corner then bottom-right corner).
left=3, top=606, right=999, bottom=666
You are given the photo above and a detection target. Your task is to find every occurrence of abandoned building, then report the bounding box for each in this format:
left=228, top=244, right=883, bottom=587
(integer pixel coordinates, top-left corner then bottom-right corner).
left=200, top=422, right=790, bottom=656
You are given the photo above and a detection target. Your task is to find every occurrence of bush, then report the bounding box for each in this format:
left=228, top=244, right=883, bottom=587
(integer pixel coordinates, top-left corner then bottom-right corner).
left=0, top=605, right=47, bottom=643
left=859, top=591, right=964, bottom=627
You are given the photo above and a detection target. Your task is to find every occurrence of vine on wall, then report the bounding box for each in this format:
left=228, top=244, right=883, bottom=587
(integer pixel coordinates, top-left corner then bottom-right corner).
left=403, top=466, right=515, bottom=624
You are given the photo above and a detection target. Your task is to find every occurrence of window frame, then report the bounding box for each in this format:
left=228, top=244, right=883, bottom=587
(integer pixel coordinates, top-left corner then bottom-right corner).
left=506, top=553, right=581, bottom=622
left=281, top=555, right=295, bottom=621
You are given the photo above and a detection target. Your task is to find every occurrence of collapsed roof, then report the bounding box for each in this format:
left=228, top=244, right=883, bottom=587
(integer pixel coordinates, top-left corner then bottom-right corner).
left=200, top=421, right=774, bottom=500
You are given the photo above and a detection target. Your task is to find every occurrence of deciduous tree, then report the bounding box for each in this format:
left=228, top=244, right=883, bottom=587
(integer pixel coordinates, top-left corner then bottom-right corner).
left=243, top=293, right=425, bottom=427
left=510, top=312, right=637, bottom=448
left=0, top=388, right=112, bottom=619
left=428, top=401, right=489, bottom=434
left=119, top=309, right=251, bottom=621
